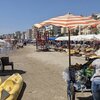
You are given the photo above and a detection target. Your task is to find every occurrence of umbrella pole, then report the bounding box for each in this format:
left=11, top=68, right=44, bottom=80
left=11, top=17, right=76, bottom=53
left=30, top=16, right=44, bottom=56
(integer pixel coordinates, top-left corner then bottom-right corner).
left=68, top=28, right=71, bottom=67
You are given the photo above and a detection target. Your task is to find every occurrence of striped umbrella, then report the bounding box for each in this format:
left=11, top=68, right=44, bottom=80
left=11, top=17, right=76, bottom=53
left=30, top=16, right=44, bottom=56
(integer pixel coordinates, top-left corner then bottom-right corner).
left=34, top=13, right=100, bottom=29
left=34, top=13, right=100, bottom=67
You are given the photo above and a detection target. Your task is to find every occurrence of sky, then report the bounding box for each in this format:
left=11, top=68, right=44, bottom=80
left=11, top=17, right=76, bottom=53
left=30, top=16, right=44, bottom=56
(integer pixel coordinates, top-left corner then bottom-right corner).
left=0, top=0, right=100, bottom=34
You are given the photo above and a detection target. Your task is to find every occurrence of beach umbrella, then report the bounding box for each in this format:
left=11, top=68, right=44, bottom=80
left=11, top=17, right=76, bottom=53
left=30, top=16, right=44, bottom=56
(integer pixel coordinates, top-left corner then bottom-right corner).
left=48, top=37, right=56, bottom=41
left=56, top=36, right=68, bottom=41
left=55, top=36, right=80, bottom=41
left=35, top=14, right=100, bottom=100
left=0, top=39, right=6, bottom=45
left=35, top=14, right=100, bottom=29
left=0, top=39, right=6, bottom=43
left=35, top=13, right=100, bottom=67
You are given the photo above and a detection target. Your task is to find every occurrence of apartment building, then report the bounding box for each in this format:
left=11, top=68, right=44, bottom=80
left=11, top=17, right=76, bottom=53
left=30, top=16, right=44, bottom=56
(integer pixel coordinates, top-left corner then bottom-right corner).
left=45, top=25, right=61, bottom=36
left=14, top=31, right=22, bottom=40
left=25, top=29, right=33, bottom=40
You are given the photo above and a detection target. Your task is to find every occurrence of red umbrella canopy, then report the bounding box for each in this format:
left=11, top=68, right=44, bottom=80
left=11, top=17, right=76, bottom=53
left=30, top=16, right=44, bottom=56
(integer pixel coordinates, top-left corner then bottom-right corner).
left=34, top=13, right=100, bottom=67
left=34, top=13, right=100, bottom=29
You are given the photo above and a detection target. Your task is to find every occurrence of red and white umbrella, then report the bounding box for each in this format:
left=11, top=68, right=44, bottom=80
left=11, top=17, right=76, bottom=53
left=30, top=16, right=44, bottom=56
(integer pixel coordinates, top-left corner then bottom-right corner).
left=34, top=14, right=100, bottom=29
left=34, top=13, right=100, bottom=67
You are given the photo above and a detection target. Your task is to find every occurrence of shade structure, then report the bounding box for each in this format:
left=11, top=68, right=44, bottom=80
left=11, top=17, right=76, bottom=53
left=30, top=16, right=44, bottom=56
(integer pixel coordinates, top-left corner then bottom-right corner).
left=34, top=13, right=100, bottom=68
left=48, top=37, right=56, bottom=41
left=55, top=34, right=99, bottom=41
left=34, top=13, right=100, bottom=29
left=56, top=36, right=68, bottom=41
left=0, top=39, right=6, bottom=45
left=0, top=39, right=6, bottom=43
left=55, top=36, right=79, bottom=41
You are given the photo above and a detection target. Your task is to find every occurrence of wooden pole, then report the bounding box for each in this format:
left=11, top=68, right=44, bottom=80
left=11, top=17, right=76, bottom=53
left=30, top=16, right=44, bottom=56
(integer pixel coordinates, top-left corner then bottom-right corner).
left=68, top=28, right=71, bottom=67
left=36, top=31, right=38, bottom=50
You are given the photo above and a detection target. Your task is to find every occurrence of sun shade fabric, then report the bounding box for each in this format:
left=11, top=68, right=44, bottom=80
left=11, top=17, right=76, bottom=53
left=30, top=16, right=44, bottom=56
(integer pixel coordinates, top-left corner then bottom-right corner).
left=48, top=37, right=56, bottom=41
left=55, top=34, right=100, bottom=41
left=34, top=14, right=100, bottom=29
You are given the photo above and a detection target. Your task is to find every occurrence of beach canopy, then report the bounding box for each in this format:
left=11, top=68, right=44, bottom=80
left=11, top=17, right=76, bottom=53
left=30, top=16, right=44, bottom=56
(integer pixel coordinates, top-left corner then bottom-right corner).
left=34, top=13, right=100, bottom=29
left=48, top=37, right=56, bottom=41
left=34, top=13, right=100, bottom=67
left=0, top=39, right=6, bottom=43
left=0, top=39, right=6, bottom=46
left=55, top=34, right=100, bottom=41
left=55, top=36, right=83, bottom=41
left=55, top=36, right=68, bottom=41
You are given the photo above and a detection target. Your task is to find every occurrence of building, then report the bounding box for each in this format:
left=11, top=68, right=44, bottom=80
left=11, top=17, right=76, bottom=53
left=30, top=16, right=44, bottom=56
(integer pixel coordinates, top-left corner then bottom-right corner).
left=61, top=27, right=69, bottom=35
left=33, top=24, right=61, bottom=37
left=92, top=13, right=100, bottom=20
left=32, top=26, right=38, bottom=39
left=21, top=31, right=26, bottom=40
left=25, top=29, right=33, bottom=40
left=14, top=31, right=22, bottom=40
left=45, top=25, right=61, bottom=36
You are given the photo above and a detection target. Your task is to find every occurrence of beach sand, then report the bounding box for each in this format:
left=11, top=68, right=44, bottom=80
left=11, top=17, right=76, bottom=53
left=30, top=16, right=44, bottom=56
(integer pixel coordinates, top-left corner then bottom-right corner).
left=0, top=45, right=92, bottom=100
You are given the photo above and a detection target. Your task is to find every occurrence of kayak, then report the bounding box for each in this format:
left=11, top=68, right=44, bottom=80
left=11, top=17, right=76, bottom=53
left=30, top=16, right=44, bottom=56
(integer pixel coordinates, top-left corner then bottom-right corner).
left=0, top=73, right=23, bottom=100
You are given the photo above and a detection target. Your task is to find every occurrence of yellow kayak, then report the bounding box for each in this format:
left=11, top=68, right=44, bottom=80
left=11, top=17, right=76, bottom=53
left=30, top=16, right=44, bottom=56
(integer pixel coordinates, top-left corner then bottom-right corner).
left=0, top=73, right=23, bottom=100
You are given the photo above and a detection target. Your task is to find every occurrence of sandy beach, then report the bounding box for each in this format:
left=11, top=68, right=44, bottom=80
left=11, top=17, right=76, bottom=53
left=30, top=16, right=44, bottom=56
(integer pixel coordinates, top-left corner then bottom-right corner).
left=0, top=45, right=92, bottom=100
